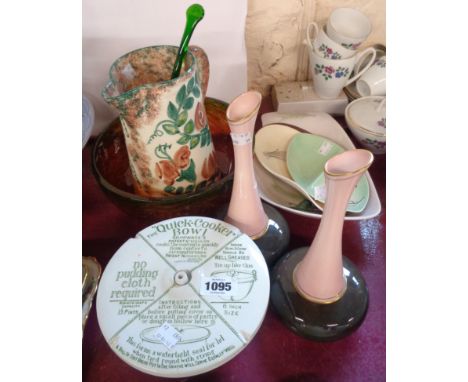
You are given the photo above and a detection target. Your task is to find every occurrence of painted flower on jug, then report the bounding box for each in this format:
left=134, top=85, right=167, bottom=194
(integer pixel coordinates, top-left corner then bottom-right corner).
left=155, top=160, right=180, bottom=186
left=315, top=64, right=349, bottom=80
left=195, top=102, right=207, bottom=131
left=154, top=143, right=199, bottom=192
left=173, top=145, right=191, bottom=169
left=318, top=44, right=342, bottom=59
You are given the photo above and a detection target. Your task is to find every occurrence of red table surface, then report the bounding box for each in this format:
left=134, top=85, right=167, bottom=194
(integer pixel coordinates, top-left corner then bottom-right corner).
left=82, top=97, right=386, bottom=382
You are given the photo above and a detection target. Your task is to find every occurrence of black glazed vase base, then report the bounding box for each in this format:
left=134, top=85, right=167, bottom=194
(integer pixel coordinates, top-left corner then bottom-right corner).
left=216, top=202, right=290, bottom=267
left=270, top=247, right=368, bottom=341
left=254, top=203, right=290, bottom=267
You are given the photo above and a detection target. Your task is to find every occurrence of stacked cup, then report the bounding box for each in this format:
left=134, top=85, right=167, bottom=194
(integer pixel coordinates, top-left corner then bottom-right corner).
left=305, top=8, right=377, bottom=99
left=356, top=55, right=386, bottom=96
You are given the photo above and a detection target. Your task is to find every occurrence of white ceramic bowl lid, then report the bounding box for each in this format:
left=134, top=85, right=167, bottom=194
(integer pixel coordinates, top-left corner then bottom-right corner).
left=347, top=96, right=386, bottom=135
left=96, top=216, right=270, bottom=378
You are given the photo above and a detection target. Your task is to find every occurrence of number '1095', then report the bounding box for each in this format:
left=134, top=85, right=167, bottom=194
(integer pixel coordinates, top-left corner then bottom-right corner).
left=205, top=281, right=232, bottom=291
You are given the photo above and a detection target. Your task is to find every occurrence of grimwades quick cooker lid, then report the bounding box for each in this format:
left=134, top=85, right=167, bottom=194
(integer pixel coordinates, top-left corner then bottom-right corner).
left=96, top=216, right=270, bottom=378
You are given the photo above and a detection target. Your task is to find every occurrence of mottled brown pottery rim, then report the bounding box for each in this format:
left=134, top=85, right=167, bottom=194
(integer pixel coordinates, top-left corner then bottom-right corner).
left=107, top=45, right=195, bottom=96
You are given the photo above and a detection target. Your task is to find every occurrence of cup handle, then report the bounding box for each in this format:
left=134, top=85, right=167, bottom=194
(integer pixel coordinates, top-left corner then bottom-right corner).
left=189, top=46, right=210, bottom=98
left=345, top=48, right=376, bottom=86
left=305, top=22, right=319, bottom=48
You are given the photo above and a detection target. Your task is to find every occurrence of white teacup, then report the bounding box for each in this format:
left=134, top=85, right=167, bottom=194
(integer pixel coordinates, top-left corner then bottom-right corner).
left=326, top=8, right=372, bottom=50
left=306, top=22, right=356, bottom=60
left=356, top=56, right=386, bottom=96
left=308, top=45, right=376, bottom=99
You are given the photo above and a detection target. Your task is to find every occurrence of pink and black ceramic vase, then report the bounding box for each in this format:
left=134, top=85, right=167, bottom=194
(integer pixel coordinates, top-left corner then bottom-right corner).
left=224, top=90, right=290, bottom=266
left=270, top=149, right=374, bottom=341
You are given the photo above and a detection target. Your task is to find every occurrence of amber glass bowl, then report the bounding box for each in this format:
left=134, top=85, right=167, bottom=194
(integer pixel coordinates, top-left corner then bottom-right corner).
left=92, top=97, right=234, bottom=221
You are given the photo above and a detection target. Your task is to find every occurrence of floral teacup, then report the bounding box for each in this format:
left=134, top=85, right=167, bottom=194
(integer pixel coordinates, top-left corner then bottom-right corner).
left=356, top=56, right=386, bottom=96
left=326, top=7, right=372, bottom=50
left=309, top=45, right=376, bottom=99
left=102, top=45, right=218, bottom=197
left=305, top=22, right=356, bottom=60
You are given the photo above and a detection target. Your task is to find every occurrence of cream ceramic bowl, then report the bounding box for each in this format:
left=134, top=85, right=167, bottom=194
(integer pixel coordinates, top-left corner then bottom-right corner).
left=345, top=96, right=386, bottom=154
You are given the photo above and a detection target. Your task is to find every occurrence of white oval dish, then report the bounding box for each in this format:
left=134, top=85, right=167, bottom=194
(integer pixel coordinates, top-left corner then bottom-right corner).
left=254, top=124, right=323, bottom=210
left=257, top=112, right=381, bottom=220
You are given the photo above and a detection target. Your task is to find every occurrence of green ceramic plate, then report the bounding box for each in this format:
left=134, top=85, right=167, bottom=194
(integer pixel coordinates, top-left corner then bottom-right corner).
left=286, top=133, right=370, bottom=213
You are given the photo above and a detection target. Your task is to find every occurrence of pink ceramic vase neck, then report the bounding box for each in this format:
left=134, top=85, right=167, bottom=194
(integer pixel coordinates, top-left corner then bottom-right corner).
left=225, top=91, right=269, bottom=238
left=294, top=149, right=374, bottom=303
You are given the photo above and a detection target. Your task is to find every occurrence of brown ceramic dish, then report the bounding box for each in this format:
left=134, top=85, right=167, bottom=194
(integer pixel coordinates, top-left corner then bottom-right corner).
left=92, top=97, right=234, bottom=221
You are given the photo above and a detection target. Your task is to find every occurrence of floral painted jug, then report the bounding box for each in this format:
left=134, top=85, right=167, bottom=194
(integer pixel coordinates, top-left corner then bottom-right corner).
left=102, top=45, right=217, bottom=197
